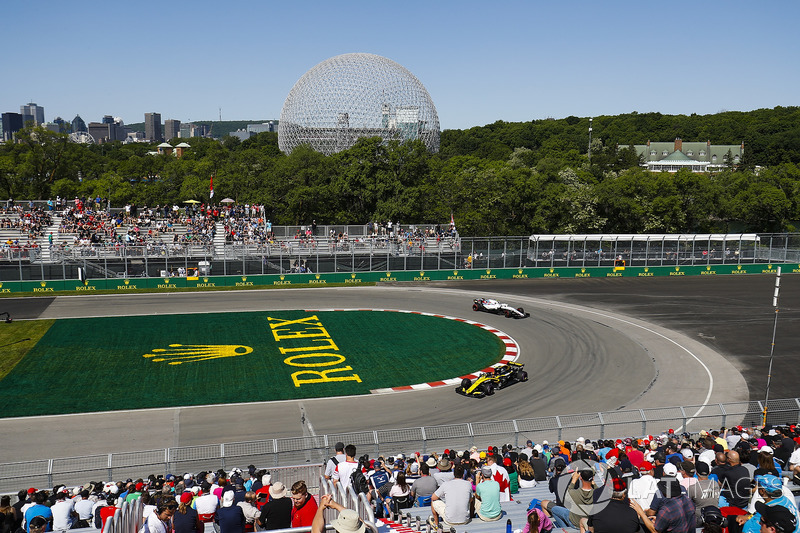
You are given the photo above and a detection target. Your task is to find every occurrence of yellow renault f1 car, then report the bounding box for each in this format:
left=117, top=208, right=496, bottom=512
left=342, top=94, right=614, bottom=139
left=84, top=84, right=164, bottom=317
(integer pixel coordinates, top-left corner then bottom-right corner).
left=455, top=362, right=528, bottom=397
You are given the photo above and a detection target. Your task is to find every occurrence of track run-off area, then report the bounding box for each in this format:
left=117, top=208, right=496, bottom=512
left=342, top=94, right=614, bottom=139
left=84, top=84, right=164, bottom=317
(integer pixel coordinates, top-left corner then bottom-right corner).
left=0, top=279, right=765, bottom=463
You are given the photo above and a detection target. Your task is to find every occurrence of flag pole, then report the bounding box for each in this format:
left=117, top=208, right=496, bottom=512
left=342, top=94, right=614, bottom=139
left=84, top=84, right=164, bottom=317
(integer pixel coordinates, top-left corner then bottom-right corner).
left=762, top=266, right=781, bottom=426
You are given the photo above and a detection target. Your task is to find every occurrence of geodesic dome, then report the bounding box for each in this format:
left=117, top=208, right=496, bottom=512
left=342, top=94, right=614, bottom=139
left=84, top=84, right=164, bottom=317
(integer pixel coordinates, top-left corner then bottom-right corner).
left=278, top=53, right=440, bottom=155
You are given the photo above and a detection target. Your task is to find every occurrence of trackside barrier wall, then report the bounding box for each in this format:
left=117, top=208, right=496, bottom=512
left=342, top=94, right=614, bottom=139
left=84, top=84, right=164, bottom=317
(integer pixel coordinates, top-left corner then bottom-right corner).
left=0, top=263, right=796, bottom=293
left=2, top=232, right=799, bottom=284
left=2, top=398, right=798, bottom=494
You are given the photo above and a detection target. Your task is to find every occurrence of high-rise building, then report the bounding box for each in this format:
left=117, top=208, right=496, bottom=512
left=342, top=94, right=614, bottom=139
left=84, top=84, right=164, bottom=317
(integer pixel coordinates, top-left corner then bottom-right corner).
left=179, top=123, right=208, bottom=138
left=2, top=112, right=24, bottom=141
left=20, top=103, right=45, bottom=125
left=145, top=112, right=163, bottom=142
left=164, top=119, right=181, bottom=141
left=72, top=115, right=87, bottom=132
left=52, top=117, right=69, bottom=133
left=87, top=117, right=127, bottom=143
left=88, top=122, right=112, bottom=143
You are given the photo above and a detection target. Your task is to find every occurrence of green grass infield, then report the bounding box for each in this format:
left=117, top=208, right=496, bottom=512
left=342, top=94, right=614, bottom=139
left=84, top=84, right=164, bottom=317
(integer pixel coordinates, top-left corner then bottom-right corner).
left=0, top=310, right=505, bottom=417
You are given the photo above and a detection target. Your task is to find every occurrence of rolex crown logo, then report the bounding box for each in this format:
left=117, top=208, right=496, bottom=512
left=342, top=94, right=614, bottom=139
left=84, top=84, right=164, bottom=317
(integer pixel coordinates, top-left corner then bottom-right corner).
left=164, top=278, right=170, bottom=283
left=549, top=268, right=554, bottom=273
left=453, top=270, right=458, bottom=275
left=581, top=268, right=586, bottom=273
left=315, top=274, right=320, bottom=279
left=241, top=276, right=247, bottom=281
left=675, top=266, right=680, bottom=271
left=280, top=275, right=285, bottom=280
left=144, top=344, right=253, bottom=365
left=485, top=269, right=491, bottom=275
left=706, top=265, right=711, bottom=270
left=420, top=271, right=425, bottom=276
left=386, top=272, right=391, bottom=277
left=351, top=273, right=356, bottom=278
left=203, top=277, right=208, bottom=282
left=644, top=267, right=649, bottom=272
left=124, top=279, right=130, bottom=285
left=40, top=281, right=46, bottom=287
left=737, top=265, right=742, bottom=270
left=518, top=269, right=523, bottom=274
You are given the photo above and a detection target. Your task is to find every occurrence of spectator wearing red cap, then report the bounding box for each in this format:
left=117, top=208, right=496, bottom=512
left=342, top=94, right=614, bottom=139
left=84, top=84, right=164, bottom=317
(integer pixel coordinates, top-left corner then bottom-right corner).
left=587, top=477, right=639, bottom=533
left=125, top=481, right=144, bottom=503
left=629, top=461, right=658, bottom=510
left=173, top=492, right=202, bottom=533
left=23, top=492, right=52, bottom=533
left=504, top=457, right=520, bottom=495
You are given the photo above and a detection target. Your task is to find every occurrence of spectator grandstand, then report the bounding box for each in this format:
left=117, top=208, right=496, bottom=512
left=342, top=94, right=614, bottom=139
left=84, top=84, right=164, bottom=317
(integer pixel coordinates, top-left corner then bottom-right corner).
left=5, top=421, right=800, bottom=533
left=0, top=200, right=466, bottom=277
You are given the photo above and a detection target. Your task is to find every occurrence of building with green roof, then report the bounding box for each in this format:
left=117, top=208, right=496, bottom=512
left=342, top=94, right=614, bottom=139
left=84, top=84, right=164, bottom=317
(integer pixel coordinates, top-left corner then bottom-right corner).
left=631, top=138, right=743, bottom=172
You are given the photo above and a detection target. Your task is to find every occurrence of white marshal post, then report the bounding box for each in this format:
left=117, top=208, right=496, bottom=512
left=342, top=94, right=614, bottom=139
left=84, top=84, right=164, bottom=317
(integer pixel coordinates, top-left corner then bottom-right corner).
left=762, top=266, right=781, bottom=426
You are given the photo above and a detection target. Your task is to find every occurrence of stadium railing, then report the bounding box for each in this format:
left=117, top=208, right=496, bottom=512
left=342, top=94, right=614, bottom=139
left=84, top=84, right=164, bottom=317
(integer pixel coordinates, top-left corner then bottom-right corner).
left=4, top=233, right=799, bottom=281
left=1, top=398, right=798, bottom=494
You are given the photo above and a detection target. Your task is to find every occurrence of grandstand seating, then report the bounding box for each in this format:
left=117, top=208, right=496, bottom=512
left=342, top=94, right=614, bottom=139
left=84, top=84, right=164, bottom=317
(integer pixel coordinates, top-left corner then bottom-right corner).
left=0, top=203, right=459, bottom=270
left=7, top=426, right=800, bottom=533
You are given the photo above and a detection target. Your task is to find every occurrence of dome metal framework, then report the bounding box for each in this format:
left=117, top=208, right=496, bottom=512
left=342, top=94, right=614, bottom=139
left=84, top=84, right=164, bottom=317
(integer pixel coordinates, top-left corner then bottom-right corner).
left=278, top=53, right=440, bottom=156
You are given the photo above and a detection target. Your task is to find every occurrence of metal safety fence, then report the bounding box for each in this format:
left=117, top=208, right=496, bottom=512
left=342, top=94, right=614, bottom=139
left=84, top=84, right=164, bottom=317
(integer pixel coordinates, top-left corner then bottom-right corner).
left=2, top=233, right=799, bottom=282
left=1, top=398, right=798, bottom=494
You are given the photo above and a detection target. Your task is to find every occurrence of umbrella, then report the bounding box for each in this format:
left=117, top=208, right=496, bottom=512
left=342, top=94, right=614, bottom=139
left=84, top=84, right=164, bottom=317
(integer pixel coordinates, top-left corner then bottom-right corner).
left=220, top=198, right=235, bottom=204
left=183, top=200, right=201, bottom=204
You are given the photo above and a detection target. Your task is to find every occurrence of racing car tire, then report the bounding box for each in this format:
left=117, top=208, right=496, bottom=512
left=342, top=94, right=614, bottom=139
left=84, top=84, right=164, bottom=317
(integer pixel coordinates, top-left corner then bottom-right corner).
left=517, top=307, right=525, bottom=315
left=460, top=378, right=472, bottom=389
left=517, top=371, right=528, bottom=382
left=472, top=304, right=479, bottom=312
left=482, top=382, right=495, bottom=396
left=504, top=309, right=511, bottom=318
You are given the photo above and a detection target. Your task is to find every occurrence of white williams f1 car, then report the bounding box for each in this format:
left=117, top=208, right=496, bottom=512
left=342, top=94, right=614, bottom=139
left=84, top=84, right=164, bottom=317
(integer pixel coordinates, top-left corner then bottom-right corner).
left=472, top=298, right=529, bottom=319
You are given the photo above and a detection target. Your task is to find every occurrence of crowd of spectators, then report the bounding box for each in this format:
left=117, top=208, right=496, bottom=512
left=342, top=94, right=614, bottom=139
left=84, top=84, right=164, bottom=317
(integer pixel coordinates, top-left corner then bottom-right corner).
left=4, top=423, right=800, bottom=533
left=2, top=199, right=460, bottom=260
left=1, top=467, right=323, bottom=533
left=0, top=206, right=52, bottom=239
left=322, top=423, right=800, bottom=533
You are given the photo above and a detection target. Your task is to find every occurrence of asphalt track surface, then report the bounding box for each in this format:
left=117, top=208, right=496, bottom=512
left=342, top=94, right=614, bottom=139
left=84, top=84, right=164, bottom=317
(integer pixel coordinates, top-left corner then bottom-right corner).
left=2, top=274, right=795, bottom=463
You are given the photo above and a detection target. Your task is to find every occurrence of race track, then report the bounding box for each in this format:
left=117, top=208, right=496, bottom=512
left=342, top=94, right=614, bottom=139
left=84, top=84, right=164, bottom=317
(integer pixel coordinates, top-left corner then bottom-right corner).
left=0, top=282, right=749, bottom=463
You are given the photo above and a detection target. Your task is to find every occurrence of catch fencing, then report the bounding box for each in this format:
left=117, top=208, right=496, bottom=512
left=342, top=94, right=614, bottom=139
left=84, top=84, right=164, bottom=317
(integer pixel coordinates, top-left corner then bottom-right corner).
left=1, top=398, right=797, bottom=494
left=3, top=233, right=800, bottom=281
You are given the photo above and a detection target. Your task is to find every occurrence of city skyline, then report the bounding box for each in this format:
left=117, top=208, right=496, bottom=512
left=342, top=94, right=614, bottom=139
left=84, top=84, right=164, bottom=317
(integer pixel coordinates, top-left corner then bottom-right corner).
left=2, top=1, right=799, bottom=131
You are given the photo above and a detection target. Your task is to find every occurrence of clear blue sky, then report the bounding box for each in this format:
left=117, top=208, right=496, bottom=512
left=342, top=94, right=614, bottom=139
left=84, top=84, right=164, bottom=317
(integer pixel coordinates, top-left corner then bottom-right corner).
left=2, top=0, right=798, bottom=131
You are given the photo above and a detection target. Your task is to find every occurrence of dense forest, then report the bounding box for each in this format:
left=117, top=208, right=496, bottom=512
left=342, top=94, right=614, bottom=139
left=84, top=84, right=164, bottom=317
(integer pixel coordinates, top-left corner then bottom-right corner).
left=2, top=107, right=800, bottom=235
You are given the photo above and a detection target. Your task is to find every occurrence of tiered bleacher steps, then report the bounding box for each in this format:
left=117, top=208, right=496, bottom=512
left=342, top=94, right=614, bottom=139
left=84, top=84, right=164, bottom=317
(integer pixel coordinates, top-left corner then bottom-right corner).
left=213, top=221, right=226, bottom=257
left=0, top=211, right=46, bottom=261
left=0, top=213, right=25, bottom=244
left=38, top=214, right=61, bottom=262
